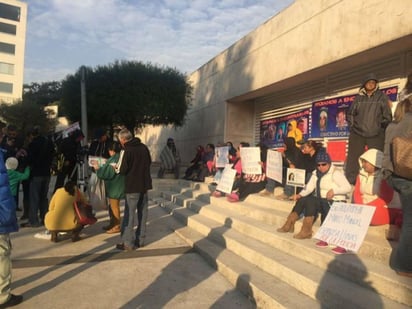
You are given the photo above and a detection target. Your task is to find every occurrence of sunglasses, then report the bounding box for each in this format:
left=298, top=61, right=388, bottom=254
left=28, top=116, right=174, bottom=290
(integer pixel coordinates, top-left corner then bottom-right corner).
left=317, top=163, right=328, bottom=167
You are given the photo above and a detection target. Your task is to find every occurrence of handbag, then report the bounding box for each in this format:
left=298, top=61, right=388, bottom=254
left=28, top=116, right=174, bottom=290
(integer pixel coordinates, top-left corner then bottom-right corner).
left=391, top=136, right=412, bottom=180
left=74, top=192, right=97, bottom=226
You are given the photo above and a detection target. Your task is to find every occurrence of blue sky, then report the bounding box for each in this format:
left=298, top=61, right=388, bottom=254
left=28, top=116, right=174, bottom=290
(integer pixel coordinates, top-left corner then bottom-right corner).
left=23, top=0, right=294, bottom=84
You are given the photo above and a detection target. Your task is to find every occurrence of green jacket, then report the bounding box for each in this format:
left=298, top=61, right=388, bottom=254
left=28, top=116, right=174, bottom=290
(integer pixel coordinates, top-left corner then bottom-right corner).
left=7, top=167, right=30, bottom=196
left=96, top=154, right=125, bottom=200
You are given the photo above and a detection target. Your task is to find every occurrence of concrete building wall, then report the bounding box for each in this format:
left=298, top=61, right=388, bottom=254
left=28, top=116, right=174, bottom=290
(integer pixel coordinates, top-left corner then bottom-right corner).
left=0, top=0, right=27, bottom=103
left=139, top=0, right=412, bottom=163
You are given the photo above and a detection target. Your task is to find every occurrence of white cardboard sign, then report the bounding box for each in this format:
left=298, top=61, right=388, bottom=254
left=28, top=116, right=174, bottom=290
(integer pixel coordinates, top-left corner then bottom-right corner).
left=314, top=202, right=376, bottom=252
left=216, top=165, right=237, bottom=194
left=266, top=150, right=283, bottom=183
left=240, top=147, right=261, bottom=174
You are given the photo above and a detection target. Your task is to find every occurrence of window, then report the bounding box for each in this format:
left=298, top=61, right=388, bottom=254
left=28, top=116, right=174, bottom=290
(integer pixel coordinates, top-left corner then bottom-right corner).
left=0, top=22, right=16, bottom=35
left=0, top=82, right=13, bottom=94
left=0, top=42, right=15, bottom=55
left=0, top=62, right=14, bottom=75
left=0, top=3, right=20, bottom=22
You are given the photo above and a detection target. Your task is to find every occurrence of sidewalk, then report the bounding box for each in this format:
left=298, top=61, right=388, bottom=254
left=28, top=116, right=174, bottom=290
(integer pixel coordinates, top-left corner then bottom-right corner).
left=10, top=198, right=254, bottom=308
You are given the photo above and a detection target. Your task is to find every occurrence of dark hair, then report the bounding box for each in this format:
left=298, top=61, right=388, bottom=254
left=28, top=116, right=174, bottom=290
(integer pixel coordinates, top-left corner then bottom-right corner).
left=108, top=141, right=122, bottom=153
left=64, top=181, right=77, bottom=196
left=304, top=140, right=322, bottom=151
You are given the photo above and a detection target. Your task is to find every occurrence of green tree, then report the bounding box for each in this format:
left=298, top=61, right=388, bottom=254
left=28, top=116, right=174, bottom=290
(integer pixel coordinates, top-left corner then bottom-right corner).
left=60, top=60, right=192, bottom=131
left=0, top=100, right=57, bottom=136
left=23, top=81, right=62, bottom=105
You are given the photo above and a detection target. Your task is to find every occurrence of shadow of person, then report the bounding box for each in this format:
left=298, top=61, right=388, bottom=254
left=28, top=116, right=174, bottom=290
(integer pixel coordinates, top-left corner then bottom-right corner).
left=210, top=273, right=256, bottom=309
left=119, top=217, right=253, bottom=308
left=316, top=254, right=383, bottom=308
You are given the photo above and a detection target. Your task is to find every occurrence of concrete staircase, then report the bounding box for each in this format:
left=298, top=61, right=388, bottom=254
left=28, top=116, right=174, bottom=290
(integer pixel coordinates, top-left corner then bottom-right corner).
left=149, top=179, right=412, bottom=308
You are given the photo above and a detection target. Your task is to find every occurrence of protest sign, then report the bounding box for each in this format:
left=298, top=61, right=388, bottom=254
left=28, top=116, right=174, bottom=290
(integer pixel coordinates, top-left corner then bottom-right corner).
left=216, top=165, right=237, bottom=194
left=286, top=168, right=305, bottom=187
left=215, top=146, right=229, bottom=168
left=240, top=147, right=261, bottom=174
left=266, top=150, right=283, bottom=183
left=314, top=202, right=376, bottom=252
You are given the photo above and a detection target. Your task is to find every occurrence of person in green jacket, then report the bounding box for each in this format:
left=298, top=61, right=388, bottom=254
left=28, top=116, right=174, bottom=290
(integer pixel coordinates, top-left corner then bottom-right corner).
left=93, top=141, right=125, bottom=234
left=5, top=157, right=30, bottom=210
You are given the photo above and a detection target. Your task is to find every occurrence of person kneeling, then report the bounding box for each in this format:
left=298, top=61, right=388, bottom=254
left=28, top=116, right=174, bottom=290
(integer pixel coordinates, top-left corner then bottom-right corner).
left=45, top=181, right=85, bottom=242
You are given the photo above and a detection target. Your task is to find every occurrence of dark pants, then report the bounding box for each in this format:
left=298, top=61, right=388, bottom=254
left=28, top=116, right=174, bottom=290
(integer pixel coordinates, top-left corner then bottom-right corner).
left=238, top=181, right=267, bottom=200
left=292, top=195, right=330, bottom=223
left=29, top=176, right=50, bottom=225
left=387, top=175, right=412, bottom=273
left=345, top=131, right=385, bottom=184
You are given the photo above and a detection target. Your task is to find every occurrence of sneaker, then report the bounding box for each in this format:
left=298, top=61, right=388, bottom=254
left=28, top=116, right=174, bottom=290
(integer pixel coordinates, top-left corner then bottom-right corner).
left=226, top=193, right=239, bottom=202
left=106, top=225, right=121, bottom=234
left=211, top=191, right=222, bottom=197
left=259, top=190, right=272, bottom=197
left=275, top=193, right=289, bottom=200
left=115, top=243, right=135, bottom=251
left=0, top=294, right=23, bottom=308
left=315, top=240, right=329, bottom=248
left=331, top=246, right=348, bottom=255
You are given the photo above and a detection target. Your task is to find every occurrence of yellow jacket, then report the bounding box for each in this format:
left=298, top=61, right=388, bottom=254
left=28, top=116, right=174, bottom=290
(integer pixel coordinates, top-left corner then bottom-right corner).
left=45, top=187, right=87, bottom=231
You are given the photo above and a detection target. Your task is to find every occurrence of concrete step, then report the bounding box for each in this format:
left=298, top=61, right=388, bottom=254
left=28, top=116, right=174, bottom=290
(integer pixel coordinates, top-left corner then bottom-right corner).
left=162, top=200, right=412, bottom=307
left=174, top=223, right=321, bottom=308
left=152, top=180, right=412, bottom=307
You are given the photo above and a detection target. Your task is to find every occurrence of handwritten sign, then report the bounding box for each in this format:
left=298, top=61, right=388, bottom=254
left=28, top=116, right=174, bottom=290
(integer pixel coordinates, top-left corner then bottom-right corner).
left=240, top=147, right=261, bottom=174
left=286, top=168, right=305, bottom=187
left=215, top=146, right=229, bottom=168
left=314, top=202, right=376, bottom=252
left=216, top=165, right=237, bottom=194
left=266, top=150, right=283, bottom=183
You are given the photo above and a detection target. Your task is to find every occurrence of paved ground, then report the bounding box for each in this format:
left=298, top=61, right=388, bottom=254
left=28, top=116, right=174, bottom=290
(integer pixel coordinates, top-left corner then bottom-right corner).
left=9, top=196, right=254, bottom=308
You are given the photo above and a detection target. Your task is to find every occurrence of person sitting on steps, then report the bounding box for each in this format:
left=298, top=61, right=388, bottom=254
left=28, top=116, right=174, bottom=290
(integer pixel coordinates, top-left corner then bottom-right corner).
left=277, top=152, right=351, bottom=245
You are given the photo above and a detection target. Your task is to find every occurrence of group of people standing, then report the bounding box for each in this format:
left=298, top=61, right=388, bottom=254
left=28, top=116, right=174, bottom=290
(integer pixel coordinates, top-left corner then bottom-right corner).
left=45, top=128, right=152, bottom=251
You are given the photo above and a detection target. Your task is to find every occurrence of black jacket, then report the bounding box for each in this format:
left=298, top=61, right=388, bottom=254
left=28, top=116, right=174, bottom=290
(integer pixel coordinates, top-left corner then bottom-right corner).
left=348, top=88, right=392, bottom=137
left=118, top=138, right=152, bottom=193
left=28, top=135, right=54, bottom=177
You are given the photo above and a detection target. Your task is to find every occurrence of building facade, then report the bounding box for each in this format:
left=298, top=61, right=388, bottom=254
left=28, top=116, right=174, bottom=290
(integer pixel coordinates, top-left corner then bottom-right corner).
left=139, top=0, right=412, bottom=163
left=0, top=0, right=27, bottom=104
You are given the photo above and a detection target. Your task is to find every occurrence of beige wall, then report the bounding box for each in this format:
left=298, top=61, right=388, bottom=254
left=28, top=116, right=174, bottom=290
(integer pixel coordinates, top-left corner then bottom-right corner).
left=0, top=0, right=27, bottom=103
left=139, top=0, right=412, bottom=163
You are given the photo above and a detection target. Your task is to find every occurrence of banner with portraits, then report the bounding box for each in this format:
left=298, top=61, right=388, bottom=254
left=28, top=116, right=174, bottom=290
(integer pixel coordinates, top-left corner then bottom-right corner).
left=311, top=86, right=398, bottom=138
left=260, top=86, right=398, bottom=144
left=260, top=108, right=311, bottom=148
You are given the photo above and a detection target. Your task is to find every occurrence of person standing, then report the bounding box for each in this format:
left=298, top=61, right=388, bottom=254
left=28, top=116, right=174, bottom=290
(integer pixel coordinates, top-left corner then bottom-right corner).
left=21, top=127, right=54, bottom=227
left=93, top=141, right=125, bottom=234
left=345, top=73, right=392, bottom=184
left=115, top=129, right=152, bottom=251
left=382, top=88, right=412, bottom=277
left=0, top=149, right=23, bottom=307
left=157, top=138, right=180, bottom=179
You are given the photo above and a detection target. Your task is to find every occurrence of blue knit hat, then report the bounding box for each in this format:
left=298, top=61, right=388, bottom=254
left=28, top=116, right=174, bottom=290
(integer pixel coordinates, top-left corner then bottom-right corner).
left=315, top=151, right=331, bottom=164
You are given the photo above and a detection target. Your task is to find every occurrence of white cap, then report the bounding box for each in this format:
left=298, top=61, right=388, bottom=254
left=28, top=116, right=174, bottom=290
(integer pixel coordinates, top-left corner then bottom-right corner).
left=5, top=157, right=18, bottom=170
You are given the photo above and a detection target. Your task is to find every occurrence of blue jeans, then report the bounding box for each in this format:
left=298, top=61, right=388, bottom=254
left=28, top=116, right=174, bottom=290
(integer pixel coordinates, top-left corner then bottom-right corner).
left=265, top=178, right=294, bottom=196
left=121, top=193, right=148, bottom=247
left=29, top=176, right=50, bottom=225
left=387, top=175, right=412, bottom=273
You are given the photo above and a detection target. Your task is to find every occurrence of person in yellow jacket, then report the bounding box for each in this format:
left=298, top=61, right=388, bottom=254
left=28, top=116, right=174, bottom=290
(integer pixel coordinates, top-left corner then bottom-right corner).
left=44, top=181, right=86, bottom=242
left=286, top=120, right=303, bottom=147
